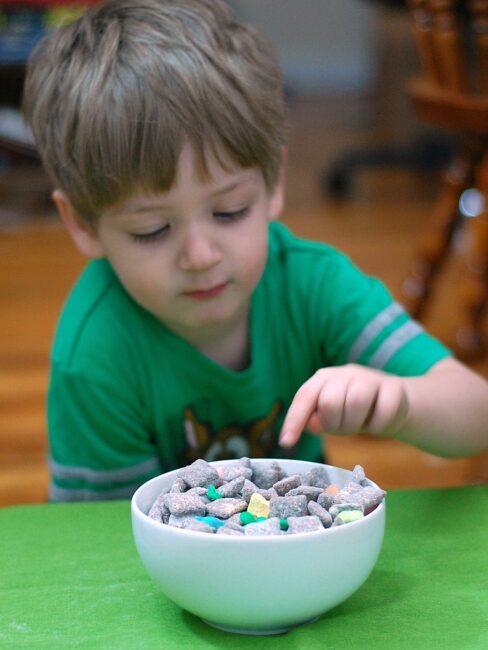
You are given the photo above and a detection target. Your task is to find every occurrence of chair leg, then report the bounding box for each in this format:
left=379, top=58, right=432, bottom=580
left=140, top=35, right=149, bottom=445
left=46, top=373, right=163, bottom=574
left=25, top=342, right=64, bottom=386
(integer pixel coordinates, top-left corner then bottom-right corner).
left=454, top=160, right=488, bottom=359
left=401, top=154, right=472, bottom=319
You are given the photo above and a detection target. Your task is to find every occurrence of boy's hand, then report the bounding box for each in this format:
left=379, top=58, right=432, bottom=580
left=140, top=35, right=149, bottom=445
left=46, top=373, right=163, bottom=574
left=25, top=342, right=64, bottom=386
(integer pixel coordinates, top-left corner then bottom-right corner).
left=279, top=364, right=409, bottom=447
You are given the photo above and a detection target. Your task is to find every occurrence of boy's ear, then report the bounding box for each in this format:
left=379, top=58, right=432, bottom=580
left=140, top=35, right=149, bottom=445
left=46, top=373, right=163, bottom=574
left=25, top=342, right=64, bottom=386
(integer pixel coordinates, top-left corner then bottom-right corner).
left=52, top=189, right=104, bottom=259
left=268, top=146, right=287, bottom=221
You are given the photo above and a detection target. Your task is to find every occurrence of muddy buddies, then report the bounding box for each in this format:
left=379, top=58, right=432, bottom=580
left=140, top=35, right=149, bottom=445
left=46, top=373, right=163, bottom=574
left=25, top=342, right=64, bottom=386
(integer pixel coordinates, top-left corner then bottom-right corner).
left=147, top=458, right=386, bottom=536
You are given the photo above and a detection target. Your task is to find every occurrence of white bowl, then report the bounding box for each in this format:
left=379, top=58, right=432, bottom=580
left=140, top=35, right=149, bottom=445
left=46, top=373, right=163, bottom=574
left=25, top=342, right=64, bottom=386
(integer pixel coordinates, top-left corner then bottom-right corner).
left=131, top=459, right=385, bottom=635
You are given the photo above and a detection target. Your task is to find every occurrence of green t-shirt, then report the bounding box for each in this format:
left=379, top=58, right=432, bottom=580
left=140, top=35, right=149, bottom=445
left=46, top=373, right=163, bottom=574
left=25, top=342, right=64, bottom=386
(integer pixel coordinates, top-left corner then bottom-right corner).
left=48, top=222, right=451, bottom=500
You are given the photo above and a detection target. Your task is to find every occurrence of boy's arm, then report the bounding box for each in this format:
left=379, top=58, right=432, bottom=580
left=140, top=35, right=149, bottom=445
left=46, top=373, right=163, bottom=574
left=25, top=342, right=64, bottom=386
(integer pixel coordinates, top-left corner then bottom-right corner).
left=279, top=358, right=488, bottom=459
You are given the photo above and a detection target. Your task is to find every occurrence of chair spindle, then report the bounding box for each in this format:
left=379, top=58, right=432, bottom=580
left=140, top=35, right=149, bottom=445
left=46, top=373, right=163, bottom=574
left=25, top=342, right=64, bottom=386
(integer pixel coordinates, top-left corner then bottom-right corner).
left=430, top=0, right=467, bottom=92
left=408, top=0, right=441, bottom=83
left=470, top=0, right=488, bottom=94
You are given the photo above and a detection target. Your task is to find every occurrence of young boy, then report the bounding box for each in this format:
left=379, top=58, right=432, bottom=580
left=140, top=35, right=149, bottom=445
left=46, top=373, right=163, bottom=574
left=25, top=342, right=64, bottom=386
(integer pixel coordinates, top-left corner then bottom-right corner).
left=23, top=0, right=488, bottom=501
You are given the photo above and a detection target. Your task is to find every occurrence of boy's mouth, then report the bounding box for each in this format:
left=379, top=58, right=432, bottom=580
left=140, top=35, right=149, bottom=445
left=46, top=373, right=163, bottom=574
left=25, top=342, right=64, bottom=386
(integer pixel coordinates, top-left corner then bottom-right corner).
left=183, top=282, right=228, bottom=300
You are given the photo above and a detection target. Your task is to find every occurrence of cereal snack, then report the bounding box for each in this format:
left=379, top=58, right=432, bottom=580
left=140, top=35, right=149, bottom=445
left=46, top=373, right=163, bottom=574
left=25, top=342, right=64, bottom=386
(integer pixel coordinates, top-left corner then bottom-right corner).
left=147, top=458, right=386, bottom=536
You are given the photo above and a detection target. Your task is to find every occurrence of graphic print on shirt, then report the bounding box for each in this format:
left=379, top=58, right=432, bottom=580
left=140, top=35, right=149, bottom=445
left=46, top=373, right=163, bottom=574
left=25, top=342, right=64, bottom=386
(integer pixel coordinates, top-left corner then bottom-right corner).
left=183, top=400, right=283, bottom=463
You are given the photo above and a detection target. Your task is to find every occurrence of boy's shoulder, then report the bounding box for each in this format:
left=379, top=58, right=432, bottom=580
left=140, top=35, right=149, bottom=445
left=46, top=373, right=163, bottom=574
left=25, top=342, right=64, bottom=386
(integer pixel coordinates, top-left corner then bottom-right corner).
left=268, top=221, right=355, bottom=280
left=52, top=259, right=145, bottom=371
left=265, top=222, right=392, bottom=318
left=269, top=221, right=338, bottom=257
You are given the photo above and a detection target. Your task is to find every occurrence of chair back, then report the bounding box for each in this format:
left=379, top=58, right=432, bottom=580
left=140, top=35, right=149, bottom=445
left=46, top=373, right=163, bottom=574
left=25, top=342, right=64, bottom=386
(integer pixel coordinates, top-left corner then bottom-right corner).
left=407, top=0, right=488, bottom=132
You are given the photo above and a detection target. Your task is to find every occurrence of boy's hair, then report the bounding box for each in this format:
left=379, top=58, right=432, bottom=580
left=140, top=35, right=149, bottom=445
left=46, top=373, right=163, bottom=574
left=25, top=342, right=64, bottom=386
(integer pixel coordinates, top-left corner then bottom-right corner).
left=22, top=0, right=286, bottom=222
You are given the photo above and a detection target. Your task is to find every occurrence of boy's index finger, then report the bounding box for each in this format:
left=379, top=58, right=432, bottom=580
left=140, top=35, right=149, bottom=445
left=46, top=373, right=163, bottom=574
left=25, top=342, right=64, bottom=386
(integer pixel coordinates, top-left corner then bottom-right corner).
left=279, top=373, right=324, bottom=448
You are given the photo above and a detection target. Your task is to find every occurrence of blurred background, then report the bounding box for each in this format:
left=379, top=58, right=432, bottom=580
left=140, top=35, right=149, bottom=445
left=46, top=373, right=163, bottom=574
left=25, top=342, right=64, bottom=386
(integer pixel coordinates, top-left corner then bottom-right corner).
left=1, top=0, right=487, bottom=506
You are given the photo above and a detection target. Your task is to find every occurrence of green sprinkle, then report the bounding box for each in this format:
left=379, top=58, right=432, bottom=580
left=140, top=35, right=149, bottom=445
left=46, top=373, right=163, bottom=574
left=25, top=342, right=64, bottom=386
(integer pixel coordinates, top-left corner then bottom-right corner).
left=206, top=485, right=222, bottom=501
left=279, top=519, right=289, bottom=531
left=240, top=512, right=257, bottom=526
left=256, top=516, right=267, bottom=523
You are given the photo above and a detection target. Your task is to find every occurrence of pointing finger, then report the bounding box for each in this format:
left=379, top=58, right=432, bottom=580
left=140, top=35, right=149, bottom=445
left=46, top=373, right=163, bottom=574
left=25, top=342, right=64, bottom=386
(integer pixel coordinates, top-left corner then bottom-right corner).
left=279, top=372, right=328, bottom=447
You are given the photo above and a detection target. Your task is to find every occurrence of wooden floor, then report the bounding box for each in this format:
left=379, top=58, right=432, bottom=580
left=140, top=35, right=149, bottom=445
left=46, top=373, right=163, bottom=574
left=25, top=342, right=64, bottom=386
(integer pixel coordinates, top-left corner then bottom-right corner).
left=1, top=93, right=488, bottom=507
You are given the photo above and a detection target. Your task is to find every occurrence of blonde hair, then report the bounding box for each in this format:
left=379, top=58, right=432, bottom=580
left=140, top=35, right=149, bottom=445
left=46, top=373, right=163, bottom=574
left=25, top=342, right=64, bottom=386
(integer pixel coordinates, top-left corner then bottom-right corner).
left=22, top=0, right=286, bottom=222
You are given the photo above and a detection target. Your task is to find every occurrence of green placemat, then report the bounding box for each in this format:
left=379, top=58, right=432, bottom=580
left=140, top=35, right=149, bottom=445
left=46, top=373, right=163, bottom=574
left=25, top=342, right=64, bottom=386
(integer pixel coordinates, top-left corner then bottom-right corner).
left=1, top=486, right=487, bottom=649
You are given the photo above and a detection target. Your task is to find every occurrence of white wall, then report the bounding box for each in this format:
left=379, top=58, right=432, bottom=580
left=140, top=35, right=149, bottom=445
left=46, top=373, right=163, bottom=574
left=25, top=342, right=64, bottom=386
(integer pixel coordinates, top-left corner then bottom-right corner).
left=227, top=0, right=381, bottom=94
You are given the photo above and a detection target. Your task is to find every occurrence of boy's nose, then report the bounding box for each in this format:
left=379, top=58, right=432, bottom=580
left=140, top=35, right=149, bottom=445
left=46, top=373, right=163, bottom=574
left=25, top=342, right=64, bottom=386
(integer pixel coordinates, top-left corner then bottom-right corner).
left=178, top=228, right=222, bottom=272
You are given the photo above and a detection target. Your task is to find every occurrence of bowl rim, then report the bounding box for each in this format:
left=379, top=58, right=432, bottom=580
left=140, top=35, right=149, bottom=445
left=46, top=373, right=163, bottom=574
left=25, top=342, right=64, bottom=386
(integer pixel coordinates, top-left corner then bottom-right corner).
left=131, top=458, right=386, bottom=543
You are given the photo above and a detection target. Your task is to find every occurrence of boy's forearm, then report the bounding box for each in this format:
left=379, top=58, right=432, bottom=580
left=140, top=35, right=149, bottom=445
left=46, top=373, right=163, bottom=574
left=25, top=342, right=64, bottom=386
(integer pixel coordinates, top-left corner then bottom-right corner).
left=394, top=358, right=488, bottom=458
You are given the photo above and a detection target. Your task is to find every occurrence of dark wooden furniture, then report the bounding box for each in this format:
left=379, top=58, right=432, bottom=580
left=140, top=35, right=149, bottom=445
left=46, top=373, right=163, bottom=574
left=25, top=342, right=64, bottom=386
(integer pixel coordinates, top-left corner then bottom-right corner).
left=402, top=0, right=488, bottom=359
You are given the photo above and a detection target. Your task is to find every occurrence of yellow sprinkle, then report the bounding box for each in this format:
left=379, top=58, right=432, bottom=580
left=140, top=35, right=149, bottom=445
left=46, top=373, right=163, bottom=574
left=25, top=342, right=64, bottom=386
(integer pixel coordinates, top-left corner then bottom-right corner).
left=247, top=493, right=270, bottom=519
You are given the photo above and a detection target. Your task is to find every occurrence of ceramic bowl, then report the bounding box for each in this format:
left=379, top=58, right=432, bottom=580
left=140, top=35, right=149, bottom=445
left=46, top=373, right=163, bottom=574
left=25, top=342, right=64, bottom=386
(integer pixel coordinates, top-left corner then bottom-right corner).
left=131, top=458, right=385, bottom=635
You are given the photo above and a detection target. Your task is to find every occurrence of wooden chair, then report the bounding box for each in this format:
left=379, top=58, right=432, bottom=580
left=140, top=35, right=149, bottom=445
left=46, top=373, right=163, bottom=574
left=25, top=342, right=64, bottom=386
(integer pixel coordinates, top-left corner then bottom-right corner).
left=401, top=0, right=488, bottom=359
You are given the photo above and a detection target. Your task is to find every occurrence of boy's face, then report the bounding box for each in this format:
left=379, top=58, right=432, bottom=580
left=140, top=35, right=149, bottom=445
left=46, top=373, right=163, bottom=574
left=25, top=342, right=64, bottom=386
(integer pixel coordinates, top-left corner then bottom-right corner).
left=63, top=144, right=284, bottom=347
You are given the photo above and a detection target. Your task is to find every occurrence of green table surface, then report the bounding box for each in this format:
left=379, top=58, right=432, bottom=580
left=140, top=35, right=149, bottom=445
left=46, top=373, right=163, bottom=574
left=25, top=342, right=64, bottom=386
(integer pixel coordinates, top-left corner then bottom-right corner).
left=1, top=486, right=487, bottom=649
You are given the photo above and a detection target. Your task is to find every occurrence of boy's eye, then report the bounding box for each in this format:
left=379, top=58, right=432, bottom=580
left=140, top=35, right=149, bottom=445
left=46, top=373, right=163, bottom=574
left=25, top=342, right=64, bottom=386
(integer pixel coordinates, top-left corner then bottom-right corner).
left=213, top=207, right=249, bottom=221
left=131, top=225, right=169, bottom=243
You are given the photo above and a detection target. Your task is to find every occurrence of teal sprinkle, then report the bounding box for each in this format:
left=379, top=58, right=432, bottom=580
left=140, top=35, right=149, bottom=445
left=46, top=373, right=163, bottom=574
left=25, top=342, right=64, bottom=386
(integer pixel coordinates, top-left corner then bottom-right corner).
left=279, top=519, right=289, bottom=531
left=195, top=516, right=225, bottom=529
left=206, top=485, right=222, bottom=501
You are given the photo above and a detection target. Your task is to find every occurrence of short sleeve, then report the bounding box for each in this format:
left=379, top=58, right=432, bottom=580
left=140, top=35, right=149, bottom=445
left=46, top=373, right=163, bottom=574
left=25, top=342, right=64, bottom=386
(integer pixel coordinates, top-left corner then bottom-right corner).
left=313, top=251, right=452, bottom=375
left=47, top=364, right=161, bottom=501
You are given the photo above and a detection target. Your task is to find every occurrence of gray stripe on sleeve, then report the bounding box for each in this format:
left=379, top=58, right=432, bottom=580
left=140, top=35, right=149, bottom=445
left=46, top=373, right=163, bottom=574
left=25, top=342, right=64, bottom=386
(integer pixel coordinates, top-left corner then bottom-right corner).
left=49, top=481, right=142, bottom=502
left=49, top=456, right=160, bottom=484
left=368, top=321, right=424, bottom=369
left=347, top=302, right=405, bottom=362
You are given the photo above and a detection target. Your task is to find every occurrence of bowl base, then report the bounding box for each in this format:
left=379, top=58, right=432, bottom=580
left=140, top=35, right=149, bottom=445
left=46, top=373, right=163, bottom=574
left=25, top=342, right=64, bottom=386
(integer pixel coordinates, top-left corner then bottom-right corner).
left=201, top=614, right=320, bottom=636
